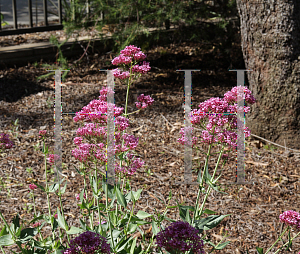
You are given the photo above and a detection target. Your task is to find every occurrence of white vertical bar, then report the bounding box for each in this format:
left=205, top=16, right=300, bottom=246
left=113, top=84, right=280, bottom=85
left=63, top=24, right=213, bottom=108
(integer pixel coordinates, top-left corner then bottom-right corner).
left=53, top=70, right=62, bottom=185
left=176, top=70, right=200, bottom=185
left=106, top=71, right=115, bottom=186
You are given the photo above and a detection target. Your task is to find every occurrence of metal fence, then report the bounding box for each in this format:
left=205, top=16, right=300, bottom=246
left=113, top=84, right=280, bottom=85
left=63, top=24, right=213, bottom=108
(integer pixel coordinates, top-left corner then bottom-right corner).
left=0, top=0, right=65, bottom=36
left=0, top=0, right=217, bottom=37
left=0, top=0, right=97, bottom=36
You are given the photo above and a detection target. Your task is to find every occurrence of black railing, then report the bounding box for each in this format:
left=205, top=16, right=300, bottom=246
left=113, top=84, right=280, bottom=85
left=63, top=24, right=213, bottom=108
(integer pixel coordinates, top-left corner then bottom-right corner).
left=0, top=0, right=65, bottom=36
left=0, top=0, right=217, bottom=37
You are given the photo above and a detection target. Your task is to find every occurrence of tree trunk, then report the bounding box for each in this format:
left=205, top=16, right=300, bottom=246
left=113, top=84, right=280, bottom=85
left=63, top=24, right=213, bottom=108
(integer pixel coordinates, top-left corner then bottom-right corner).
left=236, top=0, right=300, bottom=151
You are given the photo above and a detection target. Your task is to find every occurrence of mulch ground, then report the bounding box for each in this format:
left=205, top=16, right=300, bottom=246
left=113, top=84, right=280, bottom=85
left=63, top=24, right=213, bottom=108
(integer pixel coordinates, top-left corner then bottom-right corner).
left=1, top=25, right=300, bottom=254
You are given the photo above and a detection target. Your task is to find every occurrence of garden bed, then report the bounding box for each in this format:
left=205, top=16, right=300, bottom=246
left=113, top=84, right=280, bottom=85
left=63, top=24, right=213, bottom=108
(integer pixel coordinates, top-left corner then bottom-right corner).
left=1, top=37, right=300, bottom=253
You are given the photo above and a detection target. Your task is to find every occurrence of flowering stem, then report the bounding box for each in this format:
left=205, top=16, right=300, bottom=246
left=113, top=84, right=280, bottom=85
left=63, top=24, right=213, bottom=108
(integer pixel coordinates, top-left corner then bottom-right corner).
left=143, top=234, right=156, bottom=254
left=56, top=178, right=71, bottom=245
left=31, top=191, right=43, bottom=242
left=197, top=145, right=226, bottom=221
left=211, top=145, right=225, bottom=180
left=105, top=181, right=115, bottom=250
left=43, top=140, right=55, bottom=242
left=116, top=60, right=133, bottom=235
left=94, top=169, right=103, bottom=236
left=192, top=143, right=212, bottom=224
left=83, top=174, right=93, bottom=230
left=265, top=225, right=294, bottom=254
left=124, top=184, right=136, bottom=237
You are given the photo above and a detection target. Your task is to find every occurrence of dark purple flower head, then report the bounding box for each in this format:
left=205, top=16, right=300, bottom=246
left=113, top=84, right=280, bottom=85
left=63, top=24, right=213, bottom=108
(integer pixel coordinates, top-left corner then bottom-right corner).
left=63, top=231, right=111, bottom=254
left=156, top=221, right=205, bottom=254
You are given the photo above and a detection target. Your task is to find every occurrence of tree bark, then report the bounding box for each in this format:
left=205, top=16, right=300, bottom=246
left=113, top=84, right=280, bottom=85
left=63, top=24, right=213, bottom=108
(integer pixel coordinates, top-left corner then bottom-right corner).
left=236, top=0, right=300, bottom=151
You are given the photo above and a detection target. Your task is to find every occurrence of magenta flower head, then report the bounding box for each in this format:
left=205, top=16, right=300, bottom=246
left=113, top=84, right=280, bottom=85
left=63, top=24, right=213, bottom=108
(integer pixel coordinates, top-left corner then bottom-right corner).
left=38, top=130, right=47, bottom=139
left=76, top=193, right=87, bottom=201
left=54, top=214, right=58, bottom=219
left=47, top=154, right=60, bottom=165
left=0, top=133, right=14, bottom=150
left=279, top=210, right=300, bottom=230
left=135, top=94, right=154, bottom=109
left=223, top=85, right=256, bottom=105
left=111, top=45, right=150, bottom=80
left=156, top=221, right=205, bottom=254
left=29, top=183, right=37, bottom=190
left=32, top=222, right=41, bottom=228
left=63, top=231, right=111, bottom=254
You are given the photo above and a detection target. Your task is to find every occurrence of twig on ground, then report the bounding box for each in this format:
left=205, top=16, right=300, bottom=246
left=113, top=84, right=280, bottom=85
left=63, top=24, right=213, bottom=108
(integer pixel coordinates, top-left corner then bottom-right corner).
left=250, top=133, right=300, bottom=154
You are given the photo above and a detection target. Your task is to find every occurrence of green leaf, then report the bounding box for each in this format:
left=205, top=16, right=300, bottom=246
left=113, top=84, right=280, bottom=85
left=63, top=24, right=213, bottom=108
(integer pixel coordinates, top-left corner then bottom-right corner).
left=79, top=188, right=86, bottom=203
left=256, top=247, right=264, bottom=254
left=132, top=188, right=143, bottom=202
left=18, top=227, right=38, bottom=244
left=102, top=177, right=115, bottom=200
left=58, top=181, right=68, bottom=195
left=127, top=223, right=138, bottom=234
left=205, top=175, right=228, bottom=195
left=79, top=218, right=87, bottom=231
left=34, top=182, right=45, bottom=193
left=73, top=164, right=84, bottom=176
left=56, top=208, right=68, bottom=231
left=48, top=182, right=61, bottom=193
left=0, top=234, right=14, bottom=246
left=151, top=220, right=160, bottom=235
left=203, top=209, right=217, bottom=215
left=12, top=214, right=20, bottom=234
left=177, top=201, right=195, bottom=223
left=115, top=185, right=127, bottom=208
left=0, top=225, right=9, bottom=237
left=194, top=214, right=232, bottom=234
left=66, top=226, right=85, bottom=235
left=215, top=241, right=231, bottom=250
left=92, top=175, right=98, bottom=195
left=130, top=237, right=137, bottom=254
left=136, top=211, right=153, bottom=219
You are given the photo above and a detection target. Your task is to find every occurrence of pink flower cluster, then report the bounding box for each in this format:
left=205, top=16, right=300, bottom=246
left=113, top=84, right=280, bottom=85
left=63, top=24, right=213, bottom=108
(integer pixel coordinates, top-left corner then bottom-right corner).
left=131, top=61, right=151, bottom=74
left=38, top=130, right=47, bottom=139
left=111, top=45, right=150, bottom=80
left=178, top=86, right=256, bottom=151
left=223, top=86, right=256, bottom=105
left=114, top=153, right=144, bottom=176
left=0, top=133, right=14, bottom=150
left=112, top=69, right=130, bottom=80
left=280, top=210, right=300, bottom=230
left=54, top=214, right=58, bottom=219
left=72, top=86, right=146, bottom=178
left=99, top=221, right=107, bottom=224
left=32, top=222, right=41, bottom=228
left=135, top=94, right=155, bottom=109
left=76, top=193, right=87, bottom=201
left=29, top=183, right=37, bottom=190
left=47, top=154, right=60, bottom=166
